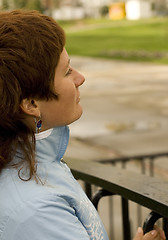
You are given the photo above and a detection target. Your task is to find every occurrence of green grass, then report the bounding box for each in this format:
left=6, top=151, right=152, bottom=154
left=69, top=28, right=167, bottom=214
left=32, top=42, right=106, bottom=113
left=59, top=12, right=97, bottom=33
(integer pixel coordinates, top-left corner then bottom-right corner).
left=58, top=18, right=168, bottom=64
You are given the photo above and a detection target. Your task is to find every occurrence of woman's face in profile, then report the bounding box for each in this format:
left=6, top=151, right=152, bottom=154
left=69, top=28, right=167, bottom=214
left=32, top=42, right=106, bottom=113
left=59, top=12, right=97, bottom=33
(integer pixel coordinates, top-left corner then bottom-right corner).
left=36, top=48, right=85, bottom=130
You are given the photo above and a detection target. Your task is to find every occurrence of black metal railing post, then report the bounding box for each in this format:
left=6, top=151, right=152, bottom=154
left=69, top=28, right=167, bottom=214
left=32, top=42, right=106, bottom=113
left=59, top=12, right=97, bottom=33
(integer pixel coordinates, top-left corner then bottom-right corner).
left=163, top=218, right=168, bottom=240
left=121, top=197, right=131, bottom=240
left=143, top=211, right=162, bottom=234
left=84, top=183, right=92, bottom=200
left=92, top=189, right=114, bottom=210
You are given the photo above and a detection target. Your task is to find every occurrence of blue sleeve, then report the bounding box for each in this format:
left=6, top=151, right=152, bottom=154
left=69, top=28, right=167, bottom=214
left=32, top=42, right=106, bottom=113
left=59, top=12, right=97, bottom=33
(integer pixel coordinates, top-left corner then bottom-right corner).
left=6, top=195, right=90, bottom=240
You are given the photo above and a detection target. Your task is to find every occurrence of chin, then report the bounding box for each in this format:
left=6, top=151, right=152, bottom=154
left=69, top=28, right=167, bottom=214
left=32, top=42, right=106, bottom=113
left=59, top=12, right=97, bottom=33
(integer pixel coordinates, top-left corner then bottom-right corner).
left=68, top=109, right=83, bottom=125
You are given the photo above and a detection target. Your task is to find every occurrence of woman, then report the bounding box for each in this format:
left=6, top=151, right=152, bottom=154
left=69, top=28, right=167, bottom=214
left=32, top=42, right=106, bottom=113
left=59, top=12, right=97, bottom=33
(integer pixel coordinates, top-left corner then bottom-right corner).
left=0, top=10, right=165, bottom=240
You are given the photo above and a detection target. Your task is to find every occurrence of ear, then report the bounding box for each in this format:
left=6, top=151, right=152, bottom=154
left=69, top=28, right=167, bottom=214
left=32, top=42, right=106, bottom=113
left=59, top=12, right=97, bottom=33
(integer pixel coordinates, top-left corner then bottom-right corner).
left=20, top=99, right=40, bottom=117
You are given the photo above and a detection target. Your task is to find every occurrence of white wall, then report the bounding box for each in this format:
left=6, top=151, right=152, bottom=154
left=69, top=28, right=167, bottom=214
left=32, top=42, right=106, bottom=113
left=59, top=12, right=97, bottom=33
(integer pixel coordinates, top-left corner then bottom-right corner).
left=53, top=6, right=85, bottom=20
left=126, top=0, right=152, bottom=20
left=80, top=0, right=112, bottom=8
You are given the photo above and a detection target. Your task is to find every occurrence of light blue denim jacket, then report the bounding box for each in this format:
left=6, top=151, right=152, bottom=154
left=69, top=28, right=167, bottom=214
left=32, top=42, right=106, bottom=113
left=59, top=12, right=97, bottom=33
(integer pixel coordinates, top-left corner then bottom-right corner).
left=0, top=126, right=109, bottom=240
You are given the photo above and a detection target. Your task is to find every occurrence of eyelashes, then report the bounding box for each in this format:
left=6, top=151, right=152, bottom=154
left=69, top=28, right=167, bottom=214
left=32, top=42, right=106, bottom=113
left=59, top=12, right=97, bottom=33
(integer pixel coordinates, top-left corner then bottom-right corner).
left=66, top=68, right=72, bottom=76
left=65, top=68, right=72, bottom=76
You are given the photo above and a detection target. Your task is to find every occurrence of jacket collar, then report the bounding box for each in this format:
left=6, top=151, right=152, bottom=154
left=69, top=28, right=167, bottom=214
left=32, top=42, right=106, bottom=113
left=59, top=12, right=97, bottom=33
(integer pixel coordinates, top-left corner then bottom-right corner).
left=35, top=126, right=69, bottom=163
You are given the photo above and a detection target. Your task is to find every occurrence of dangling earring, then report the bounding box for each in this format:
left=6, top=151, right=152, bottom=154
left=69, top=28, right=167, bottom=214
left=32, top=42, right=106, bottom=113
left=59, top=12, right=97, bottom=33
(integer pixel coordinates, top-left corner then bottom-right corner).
left=34, top=116, right=42, bottom=133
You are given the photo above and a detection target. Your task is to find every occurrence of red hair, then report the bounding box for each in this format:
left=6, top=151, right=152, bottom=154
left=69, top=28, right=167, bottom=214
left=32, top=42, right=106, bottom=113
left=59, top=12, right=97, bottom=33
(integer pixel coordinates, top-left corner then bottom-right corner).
left=0, top=10, right=65, bottom=180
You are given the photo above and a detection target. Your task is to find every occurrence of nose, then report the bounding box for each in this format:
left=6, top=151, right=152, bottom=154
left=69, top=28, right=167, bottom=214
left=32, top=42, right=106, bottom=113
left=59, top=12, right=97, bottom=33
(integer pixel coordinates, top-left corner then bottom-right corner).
left=74, top=69, right=85, bottom=87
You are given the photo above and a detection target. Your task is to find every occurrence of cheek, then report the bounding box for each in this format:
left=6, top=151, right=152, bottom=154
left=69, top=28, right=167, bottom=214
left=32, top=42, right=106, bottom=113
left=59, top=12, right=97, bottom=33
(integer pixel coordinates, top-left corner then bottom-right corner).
left=62, top=87, right=77, bottom=104
left=40, top=102, right=58, bottom=120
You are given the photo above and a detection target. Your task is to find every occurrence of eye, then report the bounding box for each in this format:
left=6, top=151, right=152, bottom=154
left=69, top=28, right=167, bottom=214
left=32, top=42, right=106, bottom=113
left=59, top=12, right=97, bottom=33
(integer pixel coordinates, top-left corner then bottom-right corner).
left=65, top=68, right=72, bottom=76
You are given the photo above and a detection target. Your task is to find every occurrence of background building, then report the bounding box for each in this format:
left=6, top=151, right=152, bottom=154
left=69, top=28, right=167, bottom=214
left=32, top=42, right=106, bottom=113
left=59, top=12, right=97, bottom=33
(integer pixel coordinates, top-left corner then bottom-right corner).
left=1, top=0, right=168, bottom=19
left=53, top=0, right=168, bottom=20
left=125, top=0, right=152, bottom=20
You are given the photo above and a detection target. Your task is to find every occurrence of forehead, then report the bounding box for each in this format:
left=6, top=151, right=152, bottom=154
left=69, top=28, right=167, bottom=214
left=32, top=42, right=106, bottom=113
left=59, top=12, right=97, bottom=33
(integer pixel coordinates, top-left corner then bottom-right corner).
left=58, top=48, right=69, bottom=69
left=54, top=48, right=69, bottom=79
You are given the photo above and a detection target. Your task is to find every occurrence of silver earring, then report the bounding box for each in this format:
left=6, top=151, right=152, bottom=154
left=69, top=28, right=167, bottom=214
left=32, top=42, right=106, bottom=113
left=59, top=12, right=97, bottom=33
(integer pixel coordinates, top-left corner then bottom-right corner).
left=34, top=116, right=42, bottom=133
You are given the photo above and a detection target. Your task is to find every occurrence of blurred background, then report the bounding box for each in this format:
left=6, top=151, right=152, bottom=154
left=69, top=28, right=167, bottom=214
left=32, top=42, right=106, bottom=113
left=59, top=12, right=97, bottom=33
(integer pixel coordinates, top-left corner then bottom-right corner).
left=1, top=0, right=168, bottom=20
left=1, top=0, right=168, bottom=64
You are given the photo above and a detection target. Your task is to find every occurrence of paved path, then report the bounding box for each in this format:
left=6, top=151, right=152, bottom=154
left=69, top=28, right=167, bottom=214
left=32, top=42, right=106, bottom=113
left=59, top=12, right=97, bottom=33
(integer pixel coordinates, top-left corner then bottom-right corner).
left=65, top=57, right=168, bottom=160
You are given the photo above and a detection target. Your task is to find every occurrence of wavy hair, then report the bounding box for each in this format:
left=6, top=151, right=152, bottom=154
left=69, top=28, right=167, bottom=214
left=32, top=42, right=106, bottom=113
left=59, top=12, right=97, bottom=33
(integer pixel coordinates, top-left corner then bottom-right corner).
left=0, top=10, right=65, bottom=181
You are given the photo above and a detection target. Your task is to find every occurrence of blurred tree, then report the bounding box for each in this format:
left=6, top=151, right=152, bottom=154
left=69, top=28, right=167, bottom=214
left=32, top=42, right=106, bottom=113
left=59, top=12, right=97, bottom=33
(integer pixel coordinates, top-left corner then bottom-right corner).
left=152, top=0, right=168, bottom=15
left=100, top=5, right=109, bottom=17
left=2, top=0, right=10, bottom=9
left=53, top=0, right=61, bottom=8
left=2, top=0, right=9, bottom=9
left=42, top=0, right=55, bottom=16
left=12, top=0, right=43, bottom=12
left=26, top=0, right=43, bottom=12
left=13, top=0, right=27, bottom=8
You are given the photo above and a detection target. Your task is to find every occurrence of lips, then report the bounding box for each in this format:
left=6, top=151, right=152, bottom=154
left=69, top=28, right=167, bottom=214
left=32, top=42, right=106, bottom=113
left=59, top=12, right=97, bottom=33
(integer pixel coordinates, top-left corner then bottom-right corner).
left=76, top=90, right=80, bottom=103
left=76, top=96, right=80, bottom=103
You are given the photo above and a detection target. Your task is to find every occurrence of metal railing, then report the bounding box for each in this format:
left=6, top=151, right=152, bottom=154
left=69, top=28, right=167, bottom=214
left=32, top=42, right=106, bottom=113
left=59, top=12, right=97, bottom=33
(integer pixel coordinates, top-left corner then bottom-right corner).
left=97, top=152, right=168, bottom=176
left=68, top=153, right=168, bottom=240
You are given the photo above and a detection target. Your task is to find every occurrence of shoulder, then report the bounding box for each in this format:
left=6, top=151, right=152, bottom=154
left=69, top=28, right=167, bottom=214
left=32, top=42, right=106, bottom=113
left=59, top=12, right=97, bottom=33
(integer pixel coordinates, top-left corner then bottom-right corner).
left=1, top=193, right=90, bottom=240
left=0, top=168, right=90, bottom=240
